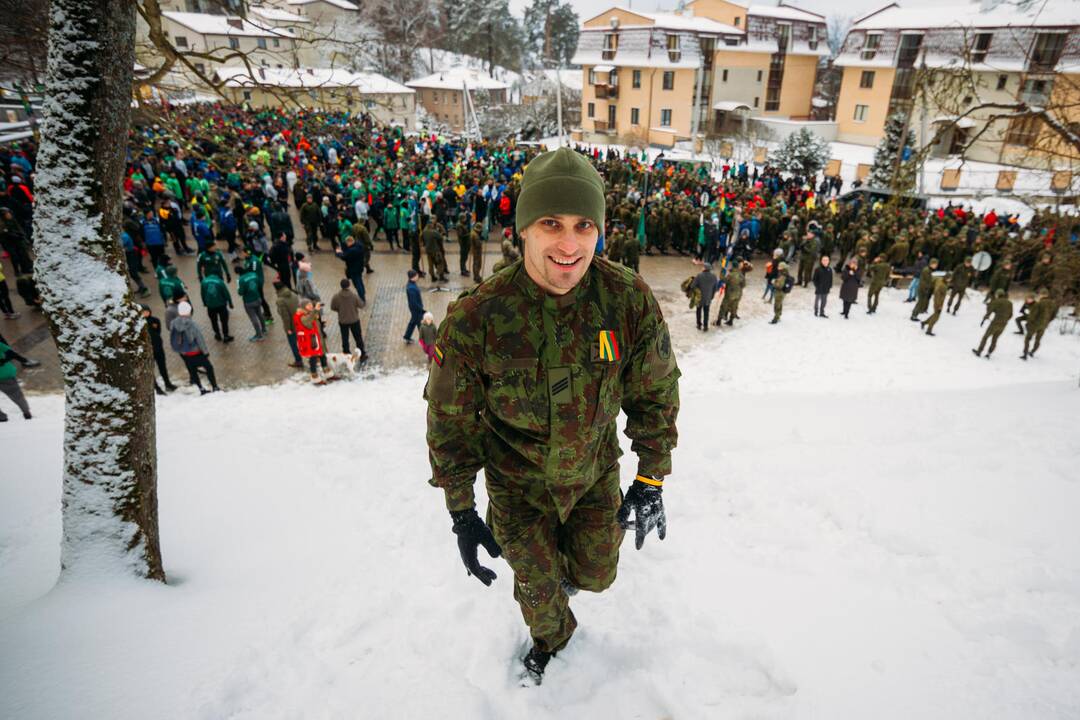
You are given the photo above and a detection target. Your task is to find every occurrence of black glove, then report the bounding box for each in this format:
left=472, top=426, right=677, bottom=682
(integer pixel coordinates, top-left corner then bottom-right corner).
left=449, top=508, right=502, bottom=586
left=617, top=479, right=667, bottom=550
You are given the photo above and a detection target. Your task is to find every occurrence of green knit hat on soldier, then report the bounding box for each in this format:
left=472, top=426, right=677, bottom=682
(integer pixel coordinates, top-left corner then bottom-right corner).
left=516, top=147, right=605, bottom=231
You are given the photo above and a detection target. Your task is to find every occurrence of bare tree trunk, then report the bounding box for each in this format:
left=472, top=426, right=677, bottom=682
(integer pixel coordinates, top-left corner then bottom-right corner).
left=34, top=0, right=165, bottom=581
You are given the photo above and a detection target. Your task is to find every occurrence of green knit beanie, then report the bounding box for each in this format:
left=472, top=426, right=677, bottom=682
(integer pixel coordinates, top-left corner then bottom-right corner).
left=515, top=148, right=605, bottom=232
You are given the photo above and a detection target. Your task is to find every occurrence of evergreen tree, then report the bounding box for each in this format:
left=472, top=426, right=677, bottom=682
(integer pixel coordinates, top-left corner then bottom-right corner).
left=869, top=112, right=916, bottom=190
left=524, top=0, right=579, bottom=66
left=447, top=0, right=524, bottom=74
left=769, top=128, right=831, bottom=179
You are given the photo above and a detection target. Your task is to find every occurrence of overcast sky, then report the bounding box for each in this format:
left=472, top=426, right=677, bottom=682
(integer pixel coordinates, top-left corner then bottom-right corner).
left=509, top=0, right=946, bottom=24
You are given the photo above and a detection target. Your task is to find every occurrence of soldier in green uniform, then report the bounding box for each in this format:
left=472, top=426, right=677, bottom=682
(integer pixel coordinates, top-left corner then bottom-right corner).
left=865, top=255, right=891, bottom=315
left=622, top=231, right=640, bottom=272
left=716, top=260, right=748, bottom=326
left=769, top=262, right=789, bottom=324
left=1021, top=289, right=1058, bottom=360
left=921, top=276, right=949, bottom=336
left=946, top=256, right=974, bottom=314
left=910, top=258, right=939, bottom=321
left=422, top=221, right=449, bottom=282
left=1029, top=252, right=1054, bottom=293
left=1014, top=293, right=1036, bottom=335
left=973, top=289, right=1013, bottom=359
left=985, top=257, right=1013, bottom=304
left=491, top=237, right=520, bottom=275
left=469, top=222, right=485, bottom=282
left=456, top=214, right=472, bottom=277
left=425, top=148, right=680, bottom=685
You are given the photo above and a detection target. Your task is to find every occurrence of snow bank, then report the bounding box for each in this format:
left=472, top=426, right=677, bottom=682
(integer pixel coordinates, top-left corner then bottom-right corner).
left=2, top=291, right=1080, bottom=718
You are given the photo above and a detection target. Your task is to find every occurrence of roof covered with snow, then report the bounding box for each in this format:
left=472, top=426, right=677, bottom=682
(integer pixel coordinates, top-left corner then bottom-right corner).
left=216, top=66, right=414, bottom=93
left=406, top=66, right=511, bottom=91
left=581, top=7, right=743, bottom=34
left=747, top=4, right=825, bottom=22
left=853, top=0, right=1080, bottom=29
left=249, top=6, right=311, bottom=23
left=285, top=0, right=359, bottom=10
left=162, top=11, right=294, bottom=38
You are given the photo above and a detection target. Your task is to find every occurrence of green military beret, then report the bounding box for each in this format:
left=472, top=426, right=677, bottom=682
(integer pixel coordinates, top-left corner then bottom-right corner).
left=515, top=147, right=605, bottom=232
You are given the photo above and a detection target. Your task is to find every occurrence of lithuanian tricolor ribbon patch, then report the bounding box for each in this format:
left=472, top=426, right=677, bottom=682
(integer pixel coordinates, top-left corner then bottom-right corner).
left=433, top=344, right=444, bottom=367
left=598, top=331, right=620, bottom=362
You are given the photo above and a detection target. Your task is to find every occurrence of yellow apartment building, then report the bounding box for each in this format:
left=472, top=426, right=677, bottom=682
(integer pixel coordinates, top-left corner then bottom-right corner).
left=571, top=1, right=828, bottom=147
left=835, top=1, right=1080, bottom=172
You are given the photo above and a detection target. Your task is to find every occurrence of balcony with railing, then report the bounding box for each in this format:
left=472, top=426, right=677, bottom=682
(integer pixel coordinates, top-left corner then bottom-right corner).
left=595, top=84, right=619, bottom=100
left=593, top=120, right=616, bottom=134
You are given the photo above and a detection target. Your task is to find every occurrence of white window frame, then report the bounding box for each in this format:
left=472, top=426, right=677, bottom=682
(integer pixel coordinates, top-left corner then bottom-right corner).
left=853, top=104, right=868, bottom=122
left=660, top=108, right=672, bottom=127
left=861, top=32, right=882, bottom=61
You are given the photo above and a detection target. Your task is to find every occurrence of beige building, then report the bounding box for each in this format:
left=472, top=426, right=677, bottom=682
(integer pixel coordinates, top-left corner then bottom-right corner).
left=407, top=66, right=511, bottom=134
left=834, top=1, right=1080, bottom=172
left=571, top=0, right=827, bottom=147
left=216, top=67, right=416, bottom=128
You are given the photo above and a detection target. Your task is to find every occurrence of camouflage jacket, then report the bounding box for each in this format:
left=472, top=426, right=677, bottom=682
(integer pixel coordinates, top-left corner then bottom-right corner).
left=425, top=258, right=680, bottom=520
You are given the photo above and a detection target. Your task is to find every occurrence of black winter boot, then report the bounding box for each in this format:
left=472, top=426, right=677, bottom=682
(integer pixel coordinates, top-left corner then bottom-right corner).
left=521, top=646, right=555, bottom=687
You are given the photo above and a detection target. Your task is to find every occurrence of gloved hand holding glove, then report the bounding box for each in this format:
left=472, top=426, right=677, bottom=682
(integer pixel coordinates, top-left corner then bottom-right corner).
left=450, top=508, right=502, bottom=586
left=617, top=476, right=667, bottom=550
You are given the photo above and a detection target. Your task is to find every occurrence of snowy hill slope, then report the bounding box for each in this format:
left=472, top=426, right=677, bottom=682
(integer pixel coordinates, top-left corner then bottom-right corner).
left=2, top=288, right=1080, bottom=719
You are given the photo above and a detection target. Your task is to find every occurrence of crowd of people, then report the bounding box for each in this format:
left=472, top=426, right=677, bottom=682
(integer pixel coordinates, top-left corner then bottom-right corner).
left=0, top=103, right=1078, bottom=416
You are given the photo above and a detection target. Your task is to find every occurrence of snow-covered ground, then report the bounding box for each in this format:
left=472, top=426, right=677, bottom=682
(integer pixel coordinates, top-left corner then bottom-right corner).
left=3, top=287, right=1080, bottom=719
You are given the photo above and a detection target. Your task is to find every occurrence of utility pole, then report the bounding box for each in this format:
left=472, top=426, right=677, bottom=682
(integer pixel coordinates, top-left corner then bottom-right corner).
left=555, top=63, right=564, bottom=147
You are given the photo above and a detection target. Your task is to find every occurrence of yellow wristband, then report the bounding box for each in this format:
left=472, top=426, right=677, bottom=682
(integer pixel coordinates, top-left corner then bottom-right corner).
left=635, top=474, right=664, bottom=487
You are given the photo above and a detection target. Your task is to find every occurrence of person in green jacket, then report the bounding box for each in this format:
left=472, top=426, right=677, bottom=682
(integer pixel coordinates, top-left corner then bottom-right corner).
left=425, top=148, right=679, bottom=686
left=910, top=258, right=939, bottom=320
left=235, top=263, right=266, bottom=341
left=866, top=256, right=891, bottom=315
left=200, top=273, right=234, bottom=342
left=921, top=276, right=949, bottom=336
left=383, top=200, right=401, bottom=250
left=0, top=340, right=31, bottom=421
left=157, top=263, right=186, bottom=305
left=1021, top=290, right=1058, bottom=360
left=197, top=241, right=231, bottom=282
left=717, top=260, right=747, bottom=326
left=946, top=256, right=973, bottom=314
left=299, top=195, right=322, bottom=251
left=973, top=289, right=1013, bottom=359
left=985, top=258, right=1013, bottom=304
left=770, top=262, right=790, bottom=324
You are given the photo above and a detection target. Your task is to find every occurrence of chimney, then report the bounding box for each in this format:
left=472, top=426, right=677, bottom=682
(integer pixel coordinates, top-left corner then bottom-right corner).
left=226, top=17, right=242, bottom=29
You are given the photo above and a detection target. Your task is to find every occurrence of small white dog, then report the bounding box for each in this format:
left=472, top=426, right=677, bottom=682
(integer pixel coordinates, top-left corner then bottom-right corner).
left=324, top=350, right=364, bottom=379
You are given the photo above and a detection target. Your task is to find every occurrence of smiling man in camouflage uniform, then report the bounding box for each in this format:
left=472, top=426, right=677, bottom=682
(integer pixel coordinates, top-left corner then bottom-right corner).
left=425, top=148, right=681, bottom=685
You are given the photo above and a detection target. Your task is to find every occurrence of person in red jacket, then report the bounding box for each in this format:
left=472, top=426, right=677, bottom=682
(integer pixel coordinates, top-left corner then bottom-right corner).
left=293, top=299, right=331, bottom=383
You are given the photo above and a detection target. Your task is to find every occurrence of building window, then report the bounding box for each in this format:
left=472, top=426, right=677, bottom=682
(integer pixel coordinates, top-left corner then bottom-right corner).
left=667, top=34, right=681, bottom=62
left=808, top=25, right=819, bottom=51
left=587, top=102, right=595, bottom=118
left=257, top=37, right=267, bottom=49
left=242, top=91, right=252, bottom=100
left=194, top=62, right=205, bottom=75
left=734, top=16, right=740, bottom=27
left=607, top=104, right=616, bottom=127
left=272, top=38, right=280, bottom=48
left=861, top=32, right=881, bottom=61
left=724, top=37, right=738, bottom=46
left=433, top=91, right=439, bottom=103
left=776, top=23, right=791, bottom=52
left=722, top=69, right=728, bottom=82
left=765, top=86, right=780, bottom=112
left=1005, top=115, right=1040, bottom=146
left=662, top=71, right=674, bottom=90
left=660, top=108, right=672, bottom=127
left=972, top=32, right=992, bottom=63
left=453, top=94, right=458, bottom=104
left=897, top=33, right=923, bottom=68
left=603, top=33, right=618, bottom=60
left=632, top=69, right=641, bottom=88
left=1030, top=32, right=1066, bottom=71
left=996, top=74, right=1007, bottom=90
left=175, top=35, right=188, bottom=48
left=756, top=70, right=762, bottom=82
left=753, top=96, right=759, bottom=108
left=631, top=107, right=640, bottom=125
left=860, top=70, right=875, bottom=88
left=588, top=69, right=597, bottom=85
left=853, top=104, right=868, bottom=122
left=229, top=37, right=239, bottom=50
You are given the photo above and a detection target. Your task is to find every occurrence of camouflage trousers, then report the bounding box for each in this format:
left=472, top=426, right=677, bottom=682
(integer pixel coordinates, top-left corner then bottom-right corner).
left=487, top=462, right=624, bottom=654
left=718, top=294, right=741, bottom=323
left=867, top=285, right=884, bottom=313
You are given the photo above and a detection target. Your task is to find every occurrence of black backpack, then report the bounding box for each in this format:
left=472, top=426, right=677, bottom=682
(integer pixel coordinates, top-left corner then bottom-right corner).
left=782, top=275, right=795, bottom=294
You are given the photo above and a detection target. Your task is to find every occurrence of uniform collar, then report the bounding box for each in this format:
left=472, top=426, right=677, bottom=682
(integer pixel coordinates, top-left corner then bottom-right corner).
left=515, top=260, right=593, bottom=309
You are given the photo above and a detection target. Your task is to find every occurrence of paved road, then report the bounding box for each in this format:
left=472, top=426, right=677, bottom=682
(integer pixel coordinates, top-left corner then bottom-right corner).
left=4, top=236, right=758, bottom=394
